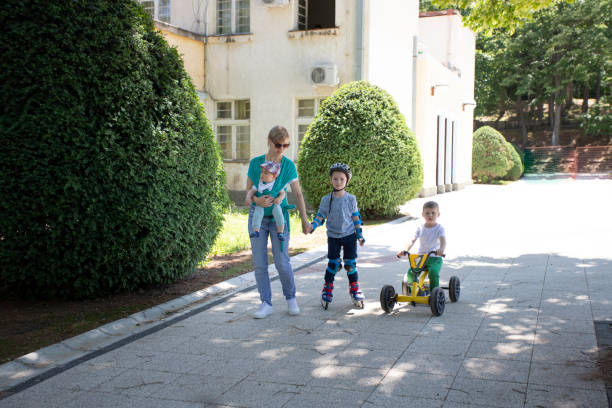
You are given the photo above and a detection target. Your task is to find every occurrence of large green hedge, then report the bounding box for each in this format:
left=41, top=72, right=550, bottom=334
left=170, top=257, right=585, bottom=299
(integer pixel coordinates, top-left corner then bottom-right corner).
left=0, top=0, right=228, bottom=298
left=503, top=142, right=524, bottom=181
left=297, top=81, right=423, bottom=218
left=472, top=126, right=513, bottom=183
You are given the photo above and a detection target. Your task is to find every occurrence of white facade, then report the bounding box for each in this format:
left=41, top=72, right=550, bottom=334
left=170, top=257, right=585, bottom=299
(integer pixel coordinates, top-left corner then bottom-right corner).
left=152, top=1, right=475, bottom=197
left=416, top=10, right=476, bottom=194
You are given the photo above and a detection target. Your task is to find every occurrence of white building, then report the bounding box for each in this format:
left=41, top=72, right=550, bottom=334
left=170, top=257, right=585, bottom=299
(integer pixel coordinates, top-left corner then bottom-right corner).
left=144, top=0, right=476, bottom=198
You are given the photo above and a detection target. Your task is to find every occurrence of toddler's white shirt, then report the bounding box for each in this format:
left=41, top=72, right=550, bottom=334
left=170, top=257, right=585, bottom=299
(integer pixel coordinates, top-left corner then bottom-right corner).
left=414, top=223, right=445, bottom=255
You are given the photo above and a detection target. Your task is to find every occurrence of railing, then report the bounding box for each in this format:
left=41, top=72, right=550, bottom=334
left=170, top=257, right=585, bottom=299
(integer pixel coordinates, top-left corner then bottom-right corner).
left=523, top=146, right=612, bottom=178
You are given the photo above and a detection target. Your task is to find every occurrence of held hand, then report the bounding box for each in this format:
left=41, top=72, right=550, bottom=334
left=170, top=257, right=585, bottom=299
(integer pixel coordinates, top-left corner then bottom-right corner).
left=302, top=220, right=313, bottom=234
left=435, top=249, right=445, bottom=256
left=255, top=195, right=274, bottom=208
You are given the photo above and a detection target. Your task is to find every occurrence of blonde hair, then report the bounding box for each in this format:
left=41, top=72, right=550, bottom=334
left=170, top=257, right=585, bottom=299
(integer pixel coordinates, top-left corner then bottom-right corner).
left=268, top=125, right=290, bottom=144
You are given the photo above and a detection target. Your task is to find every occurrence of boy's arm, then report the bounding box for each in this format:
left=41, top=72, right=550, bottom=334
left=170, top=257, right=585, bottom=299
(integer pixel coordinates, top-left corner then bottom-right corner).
left=352, top=213, right=365, bottom=246
left=437, top=236, right=446, bottom=256
left=397, top=237, right=417, bottom=257
left=273, top=190, right=285, bottom=205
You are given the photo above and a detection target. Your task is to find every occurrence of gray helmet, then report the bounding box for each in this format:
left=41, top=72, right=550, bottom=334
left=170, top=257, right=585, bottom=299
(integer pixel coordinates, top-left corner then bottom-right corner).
left=329, top=163, right=352, bottom=182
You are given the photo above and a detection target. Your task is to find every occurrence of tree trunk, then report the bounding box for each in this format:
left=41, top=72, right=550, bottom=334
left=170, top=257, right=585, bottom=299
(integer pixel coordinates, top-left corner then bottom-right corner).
left=565, top=82, right=573, bottom=110
left=596, top=71, right=601, bottom=101
left=582, top=84, right=589, bottom=113
left=552, top=75, right=562, bottom=146
left=516, top=97, right=528, bottom=147
left=552, top=101, right=562, bottom=146
left=549, top=97, right=554, bottom=128
left=537, top=101, right=544, bottom=125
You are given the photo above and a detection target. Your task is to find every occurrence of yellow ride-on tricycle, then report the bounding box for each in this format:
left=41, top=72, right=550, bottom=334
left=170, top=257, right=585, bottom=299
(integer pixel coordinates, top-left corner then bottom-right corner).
left=379, top=251, right=460, bottom=316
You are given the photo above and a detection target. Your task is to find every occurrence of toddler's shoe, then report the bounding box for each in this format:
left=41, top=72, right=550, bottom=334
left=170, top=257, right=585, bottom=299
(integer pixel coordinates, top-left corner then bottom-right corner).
left=253, top=301, right=273, bottom=319
left=287, top=297, right=300, bottom=316
left=277, top=232, right=285, bottom=241
left=249, top=231, right=260, bottom=238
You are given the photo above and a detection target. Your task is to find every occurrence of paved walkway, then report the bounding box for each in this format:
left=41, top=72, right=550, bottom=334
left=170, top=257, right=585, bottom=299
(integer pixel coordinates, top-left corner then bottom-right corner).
left=1, top=177, right=611, bottom=407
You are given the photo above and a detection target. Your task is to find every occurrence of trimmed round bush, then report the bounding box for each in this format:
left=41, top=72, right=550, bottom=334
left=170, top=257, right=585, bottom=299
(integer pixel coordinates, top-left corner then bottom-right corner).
left=297, top=81, right=423, bottom=218
left=0, top=0, right=228, bottom=298
left=503, top=142, right=524, bottom=181
left=472, top=126, right=513, bottom=183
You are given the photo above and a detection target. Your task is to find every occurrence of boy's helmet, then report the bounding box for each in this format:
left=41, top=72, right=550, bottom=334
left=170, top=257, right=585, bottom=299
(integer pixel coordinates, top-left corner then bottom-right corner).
left=329, top=163, right=351, bottom=182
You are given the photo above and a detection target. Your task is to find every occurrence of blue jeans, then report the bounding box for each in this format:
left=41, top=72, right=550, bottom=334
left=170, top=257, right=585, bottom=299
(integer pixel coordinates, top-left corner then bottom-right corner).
left=249, top=207, right=295, bottom=305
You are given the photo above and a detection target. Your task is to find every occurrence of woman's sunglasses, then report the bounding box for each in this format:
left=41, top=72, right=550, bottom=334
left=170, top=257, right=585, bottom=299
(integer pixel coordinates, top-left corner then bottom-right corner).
left=274, top=143, right=290, bottom=149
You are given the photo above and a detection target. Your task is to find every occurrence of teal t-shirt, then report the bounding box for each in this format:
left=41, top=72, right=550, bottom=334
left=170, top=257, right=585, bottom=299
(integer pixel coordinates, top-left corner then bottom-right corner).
left=247, top=155, right=298, bottom=218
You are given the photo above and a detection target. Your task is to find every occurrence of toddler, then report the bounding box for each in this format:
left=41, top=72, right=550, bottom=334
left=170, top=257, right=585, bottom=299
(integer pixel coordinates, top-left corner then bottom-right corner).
left=246, top=161, right=285, bottom=242
left=396, top=201, right=446, bottom=291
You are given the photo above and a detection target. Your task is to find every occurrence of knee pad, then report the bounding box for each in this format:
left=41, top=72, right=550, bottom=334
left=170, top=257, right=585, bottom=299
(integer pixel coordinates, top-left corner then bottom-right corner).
left=326, top=258, right=342, bottom=275
left=344, top=258, right=357, bottom=274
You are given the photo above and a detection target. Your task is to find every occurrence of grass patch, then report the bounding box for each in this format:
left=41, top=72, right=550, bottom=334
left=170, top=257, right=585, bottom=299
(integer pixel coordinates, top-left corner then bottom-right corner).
left=208, top=206, right=309, bottom=257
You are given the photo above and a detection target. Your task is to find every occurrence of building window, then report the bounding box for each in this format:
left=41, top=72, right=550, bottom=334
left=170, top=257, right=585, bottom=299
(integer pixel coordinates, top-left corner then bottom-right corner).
left=215, top=100, right=251, bottom=161
left=138, top=0, right=170, bottom=23
left=217, top=0, right=250, bottom=35
left=298, top=0, right=335, bottom=30
left=140, top=0, right=155, bottom=17
left=295, top=98, right=326, bottom=157
left=158, top=0, right=170, bottom=22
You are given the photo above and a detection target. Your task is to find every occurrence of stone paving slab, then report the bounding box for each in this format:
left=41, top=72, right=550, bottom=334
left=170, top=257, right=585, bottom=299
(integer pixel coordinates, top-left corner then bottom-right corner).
left=1, top=179, right=612, bottom=407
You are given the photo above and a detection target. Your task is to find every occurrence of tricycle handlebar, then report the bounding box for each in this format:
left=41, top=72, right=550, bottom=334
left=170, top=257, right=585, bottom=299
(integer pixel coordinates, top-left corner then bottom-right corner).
left=399, top=250, right=445, bottom=258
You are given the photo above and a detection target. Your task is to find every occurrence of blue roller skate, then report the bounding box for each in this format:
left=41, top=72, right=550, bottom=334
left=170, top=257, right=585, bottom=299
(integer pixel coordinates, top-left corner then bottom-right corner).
left=350, top=281, right=365, bottom=309
left=321, top=282, right=333, bottom=310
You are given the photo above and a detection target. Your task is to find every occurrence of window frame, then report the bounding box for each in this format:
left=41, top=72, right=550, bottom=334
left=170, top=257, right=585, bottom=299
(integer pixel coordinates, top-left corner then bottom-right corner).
left=294, top=97, right=326, bottom=159
left=215, top=99, right=251, bottom=162
left=297, top=0, right=336, bottom=31
left=216, top=0, right=251, bottom=35
left=158, top=0, right=170, bottom=22
left=139, top=0, right=170, bottom=23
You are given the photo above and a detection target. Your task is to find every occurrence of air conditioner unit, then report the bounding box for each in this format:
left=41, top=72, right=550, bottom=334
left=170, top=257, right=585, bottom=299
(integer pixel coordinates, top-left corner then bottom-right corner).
left=310, top=65, right=339, bottom=86
left=262, top=0, right=289, bottom=7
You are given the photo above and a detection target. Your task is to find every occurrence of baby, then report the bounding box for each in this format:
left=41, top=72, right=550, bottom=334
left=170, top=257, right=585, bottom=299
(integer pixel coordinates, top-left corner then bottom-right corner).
left=245, top=161, right=285, bottom=241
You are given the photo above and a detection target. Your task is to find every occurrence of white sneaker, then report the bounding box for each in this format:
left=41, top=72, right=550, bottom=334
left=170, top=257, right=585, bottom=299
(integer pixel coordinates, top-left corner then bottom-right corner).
left=253, top=302, right=273, bottom=319
left=287, top=297, right=300, bottom=316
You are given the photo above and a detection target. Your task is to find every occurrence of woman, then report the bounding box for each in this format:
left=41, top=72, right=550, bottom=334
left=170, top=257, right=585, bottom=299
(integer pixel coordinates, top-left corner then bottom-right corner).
left=246, top=125, right=312, bottom=318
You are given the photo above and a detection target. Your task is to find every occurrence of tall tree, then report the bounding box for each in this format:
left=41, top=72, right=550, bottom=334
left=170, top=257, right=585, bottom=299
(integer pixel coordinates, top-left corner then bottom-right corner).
left=428, top=0, right=573, bottom=33
left=472, top=0, right=611, bottom=145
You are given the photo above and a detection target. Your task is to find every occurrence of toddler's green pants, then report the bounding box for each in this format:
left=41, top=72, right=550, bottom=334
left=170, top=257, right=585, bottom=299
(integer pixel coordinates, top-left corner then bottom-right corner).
left=407, top=256, right=443, bottom=290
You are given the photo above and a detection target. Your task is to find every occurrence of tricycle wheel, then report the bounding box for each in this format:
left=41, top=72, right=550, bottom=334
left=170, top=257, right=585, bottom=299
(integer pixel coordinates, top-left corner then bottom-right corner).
left=449, top=276, right=460, bottom=302
left=379, top=285, right=396, bottom=314
left=430, top=287, right=445, bottom=316
left=401, top=274, right=411, bottom=296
